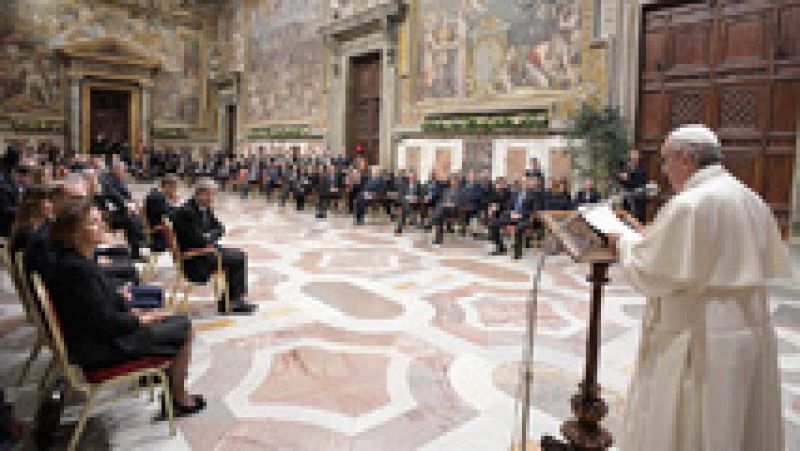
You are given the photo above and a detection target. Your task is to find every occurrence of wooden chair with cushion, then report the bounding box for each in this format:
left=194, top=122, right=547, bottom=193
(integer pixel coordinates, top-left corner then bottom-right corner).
left=141, top=212, right=170, bottom=284
left=30, top=273, right=176, bottom=451
left=162, top=218, right=230, bottom=314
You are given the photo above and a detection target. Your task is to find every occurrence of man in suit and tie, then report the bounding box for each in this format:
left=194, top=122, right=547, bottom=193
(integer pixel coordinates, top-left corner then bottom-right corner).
left=488, top=176, right=545, bottom=259
left=99, top=161, right=146, bottom=259
left=395, top=170, right=423, bottom=235
left=145, top=175, right=180, bottom=253
left=354, top=166, right=386, bottom=225
left=574, top=179, right=601, bottom=206
left=431, top=173, right=464, bottom=245
left=316, top=164, right=342, bottom=219
left=172, top=179, right=256, bottom=315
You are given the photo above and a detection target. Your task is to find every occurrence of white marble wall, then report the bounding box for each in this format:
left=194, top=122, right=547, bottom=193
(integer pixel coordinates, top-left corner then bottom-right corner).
left=396, top=138, right=463, bottom=181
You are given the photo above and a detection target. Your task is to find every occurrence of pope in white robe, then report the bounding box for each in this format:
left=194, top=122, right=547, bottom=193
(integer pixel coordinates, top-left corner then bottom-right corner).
left=615, top=125, right=794, bottom=451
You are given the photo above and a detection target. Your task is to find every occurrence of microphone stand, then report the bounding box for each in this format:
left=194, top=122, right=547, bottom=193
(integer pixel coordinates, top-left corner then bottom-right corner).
left=514, top=249, right=548, bottom=451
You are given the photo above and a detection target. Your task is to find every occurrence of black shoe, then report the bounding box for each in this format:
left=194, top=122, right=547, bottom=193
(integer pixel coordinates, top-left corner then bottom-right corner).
left=490, top=248, right=507, bottom=256
left=218, top=301, right=257, bottom=315
left=159, top=393, right=206, bottom=419
left=513, top=251, right=522, bottom=260
left=316, top=213, right=326, bottom=219
left=432, top=239, right=443, bottom=245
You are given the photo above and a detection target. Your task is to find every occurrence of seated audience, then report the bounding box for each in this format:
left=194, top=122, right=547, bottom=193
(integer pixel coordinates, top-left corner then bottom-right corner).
left=354, top=166, right=387, bottom=225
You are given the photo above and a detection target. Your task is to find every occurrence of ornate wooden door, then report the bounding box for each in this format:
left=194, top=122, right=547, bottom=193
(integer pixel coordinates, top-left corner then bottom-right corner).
left=637, top=0, right=799, bottom=235
left=349, top=53, right=382, bottom=166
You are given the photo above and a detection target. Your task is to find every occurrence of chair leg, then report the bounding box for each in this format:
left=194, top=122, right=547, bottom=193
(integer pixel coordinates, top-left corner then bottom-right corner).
left=68, top=390, right=98, bottom=451
left=16, top=338, right=42, bottom=386
left=159, top=369, right=176, bottom=436
left=38, top=359, right=59, bottom=392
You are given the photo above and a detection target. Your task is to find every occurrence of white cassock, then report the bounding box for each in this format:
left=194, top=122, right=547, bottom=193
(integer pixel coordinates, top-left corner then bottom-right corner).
left=616, top=164, right=793, bottom=451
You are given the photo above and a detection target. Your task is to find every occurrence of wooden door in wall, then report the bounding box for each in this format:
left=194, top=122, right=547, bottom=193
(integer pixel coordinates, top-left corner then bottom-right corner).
left=90, top=89, right=130, bottom=149
left=349, top=52, right=381, bottom=166
left=637, top=0, right=799, bottom=235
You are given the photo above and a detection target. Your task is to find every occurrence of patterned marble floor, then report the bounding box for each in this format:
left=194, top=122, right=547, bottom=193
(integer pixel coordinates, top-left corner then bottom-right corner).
left=1, top=186, right=798, bottom=450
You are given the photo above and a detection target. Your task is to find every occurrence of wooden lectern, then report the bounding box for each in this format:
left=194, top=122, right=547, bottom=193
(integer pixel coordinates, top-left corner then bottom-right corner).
left=515, top=209, right=643, bottom=451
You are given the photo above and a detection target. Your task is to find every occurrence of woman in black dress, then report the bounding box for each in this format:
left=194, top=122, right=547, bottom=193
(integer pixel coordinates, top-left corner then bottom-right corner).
left=46, top=200, right=204, bottom=415
left=9, top=184, right=52, bottom=261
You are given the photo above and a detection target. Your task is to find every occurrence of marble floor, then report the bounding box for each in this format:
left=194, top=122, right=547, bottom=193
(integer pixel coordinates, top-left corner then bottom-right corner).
left=1, top=186, right=799, bottom=450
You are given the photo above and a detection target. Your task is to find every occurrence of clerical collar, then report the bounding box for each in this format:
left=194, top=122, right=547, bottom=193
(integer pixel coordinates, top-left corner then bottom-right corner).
left=682, top=164, right=726, bottom=192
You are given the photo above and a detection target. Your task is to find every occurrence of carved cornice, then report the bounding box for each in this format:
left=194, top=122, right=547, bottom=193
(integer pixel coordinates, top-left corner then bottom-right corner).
left=54, top=37, right=163, bottom=70
left=319, top=0, right=406, bottom=41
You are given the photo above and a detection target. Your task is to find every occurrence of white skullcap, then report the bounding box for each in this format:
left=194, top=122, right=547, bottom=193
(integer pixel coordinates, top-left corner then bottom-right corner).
left=667, top=124, right=720, bottom=147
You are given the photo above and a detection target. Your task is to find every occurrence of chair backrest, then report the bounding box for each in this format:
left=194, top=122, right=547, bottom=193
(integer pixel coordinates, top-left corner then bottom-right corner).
left=29, top=272, right=85, bottom=389
left=161, top=218, right=183, bottom=268
left=13, top=252, right=42, bottom=327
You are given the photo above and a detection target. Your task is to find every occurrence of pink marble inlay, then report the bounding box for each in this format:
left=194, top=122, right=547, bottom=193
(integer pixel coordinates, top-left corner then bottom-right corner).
left=250, top=347, right=391, bottom=417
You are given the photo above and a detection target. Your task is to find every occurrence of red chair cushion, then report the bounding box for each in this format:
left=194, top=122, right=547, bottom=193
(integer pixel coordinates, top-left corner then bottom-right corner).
left=84, top=356, right=170, bottom=384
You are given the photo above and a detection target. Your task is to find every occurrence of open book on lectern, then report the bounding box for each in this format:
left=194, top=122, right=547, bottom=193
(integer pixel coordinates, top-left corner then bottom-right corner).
left=578, top=203, right=642, bottom=242
left=538, top=203, right=644, bottom=264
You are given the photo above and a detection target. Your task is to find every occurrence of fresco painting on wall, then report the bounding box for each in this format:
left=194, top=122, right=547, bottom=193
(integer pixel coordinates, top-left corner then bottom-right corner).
left=246, top=0, right=326, bottom=123
left=0, top=0, right=204, bottom=124
left=0, top=0, right=63, bottom=115
left=154, top=32, right=202, bottom=124
left=417, top=0, right=582, bottom=101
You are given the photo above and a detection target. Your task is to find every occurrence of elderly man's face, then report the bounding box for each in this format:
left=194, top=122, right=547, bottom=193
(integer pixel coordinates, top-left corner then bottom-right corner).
left=660, top=139, right=697, bottom=192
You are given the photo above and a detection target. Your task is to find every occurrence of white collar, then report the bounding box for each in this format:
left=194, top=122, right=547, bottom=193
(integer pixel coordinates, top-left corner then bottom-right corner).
left=682, top=164, right=727, bottom=192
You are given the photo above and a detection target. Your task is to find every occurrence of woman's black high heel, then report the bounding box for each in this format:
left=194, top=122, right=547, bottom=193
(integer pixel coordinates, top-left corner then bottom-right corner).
left=157, top=393, right=206, bottom=420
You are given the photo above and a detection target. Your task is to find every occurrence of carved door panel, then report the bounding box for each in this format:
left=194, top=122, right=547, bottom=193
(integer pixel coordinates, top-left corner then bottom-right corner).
left=637, top=0, right=799, bottom=235
left=349, top=53, right=381, bottom=166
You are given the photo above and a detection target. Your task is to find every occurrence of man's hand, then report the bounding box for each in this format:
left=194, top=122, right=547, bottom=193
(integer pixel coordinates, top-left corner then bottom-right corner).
left=618, top=172, right=628, bottom=181
left=510, top=212, right=522, bottom=220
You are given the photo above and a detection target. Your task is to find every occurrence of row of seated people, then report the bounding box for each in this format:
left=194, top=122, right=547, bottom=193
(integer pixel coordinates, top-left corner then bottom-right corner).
left=5, top=178, right=206, bottom=423
left=176, top=156, right=601, bottom=260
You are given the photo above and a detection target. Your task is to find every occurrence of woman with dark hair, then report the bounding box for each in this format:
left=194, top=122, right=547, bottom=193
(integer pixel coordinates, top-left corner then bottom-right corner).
left=46, top=201, right=204, bottom=416
left=9, top=184, right=52, bottom=261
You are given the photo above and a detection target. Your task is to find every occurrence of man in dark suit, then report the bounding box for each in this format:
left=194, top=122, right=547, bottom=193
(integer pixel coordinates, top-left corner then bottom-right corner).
left=422, top=171, right=444, bottom=229
left=459, top=170, right=485, bottom=236
left=574, top=179, right=601, bottom=206
left=316, top=164, right=342, bottom=219
left=173, top=179, right=255, bottom=315
left=99, top=161, right=146, bottom=259
left=145, top=175, right=179, bottom=252
left=354, top=166, right=386, bottom=225
left=0, top=149, right=24, bottom=238
left=395, top=170, right=423, bottom=235
left=431, top=173, right=464, bottom=245
left=618, top=149, right=647, bottom=223
left=488, top=176, right=545, bottom=259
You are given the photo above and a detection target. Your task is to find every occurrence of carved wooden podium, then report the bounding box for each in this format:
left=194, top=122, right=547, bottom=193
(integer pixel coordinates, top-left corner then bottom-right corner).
left=513, top=209, right=642, bottom=451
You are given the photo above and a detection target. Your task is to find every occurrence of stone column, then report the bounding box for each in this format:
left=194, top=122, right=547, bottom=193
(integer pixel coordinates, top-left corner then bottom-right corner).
left=141, top=82, right=152, bottom=150
left=68, top=74, right=81, bottom=153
